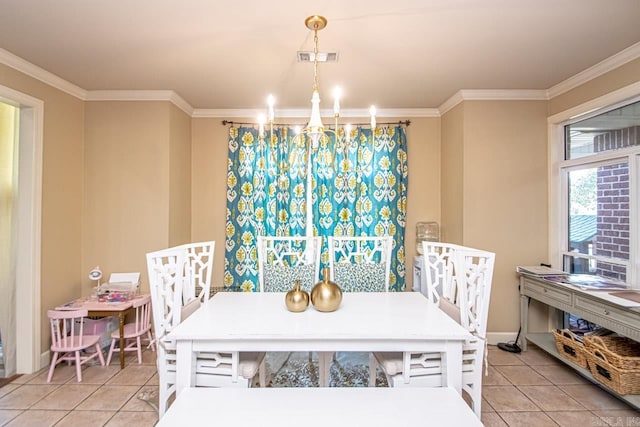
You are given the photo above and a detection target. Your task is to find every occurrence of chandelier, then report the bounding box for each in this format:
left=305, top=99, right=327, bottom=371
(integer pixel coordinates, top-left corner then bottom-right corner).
left=258, top=15, right=377, bottom=175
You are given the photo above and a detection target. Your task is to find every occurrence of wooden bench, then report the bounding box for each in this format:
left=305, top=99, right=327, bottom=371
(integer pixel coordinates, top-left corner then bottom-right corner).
left=157, top=387, right=482, bottom=426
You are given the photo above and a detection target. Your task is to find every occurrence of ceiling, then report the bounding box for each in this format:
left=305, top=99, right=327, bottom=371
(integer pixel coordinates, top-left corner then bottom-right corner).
left=1, top=0, right=640, bottom=112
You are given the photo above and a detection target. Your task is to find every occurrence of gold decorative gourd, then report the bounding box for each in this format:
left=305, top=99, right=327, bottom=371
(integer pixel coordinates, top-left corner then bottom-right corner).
left=311, top=267, right=342, bottom=312
left=285, top=280, right=310, bottom=312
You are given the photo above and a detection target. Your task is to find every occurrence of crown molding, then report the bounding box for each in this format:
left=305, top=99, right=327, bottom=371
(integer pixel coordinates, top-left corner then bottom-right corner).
left=547, top=41, right=640, bottom=100
left=344, top=108, right=439, bottom=118
left=438, top=89, right=548, bottom=115
left=169, top=92, right=193, bottom=116
left=438, top=91, right=465, bottom=115
left=0, top=48, right=87, bottom=100
left=86, top=90, right=193, bottom=115
left=3, top=40, right=639, bottom=118
left=192, top=108, right=264, bottom=118
left=192, top=107, right=439, bottom=119
left=460, top=89, right=548, bottom=101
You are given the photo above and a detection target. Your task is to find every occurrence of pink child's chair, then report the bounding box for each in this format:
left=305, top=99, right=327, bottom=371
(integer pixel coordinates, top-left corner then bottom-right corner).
left=106, top=295, right=155, bottom=365
left=47, top=308, right=105, bottom=382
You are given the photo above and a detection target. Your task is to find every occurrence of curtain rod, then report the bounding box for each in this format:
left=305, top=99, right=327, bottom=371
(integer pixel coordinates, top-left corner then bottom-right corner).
left=221, top=120, right=411, bottom=127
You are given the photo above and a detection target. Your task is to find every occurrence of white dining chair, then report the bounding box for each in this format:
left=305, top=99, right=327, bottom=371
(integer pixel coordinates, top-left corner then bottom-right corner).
left=256, top=235, right=322, bottom=385
left=147, top=243, right=265, bottom=418
left=372, top=242, right=495, bottom=418
left=328, top=236, right=393, bottom=291
left=326, top=235, right=393, bottom=387
left=257, top=235, right=322, bottom=293
left=182, top=241, right=215, bottom=304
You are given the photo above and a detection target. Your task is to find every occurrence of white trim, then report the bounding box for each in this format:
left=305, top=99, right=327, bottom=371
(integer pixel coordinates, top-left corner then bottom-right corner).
left=86, top=90, right=193, bottom=116
left=547, top=41, right=640, bottom=99
left=547, top=123, right=564, bottom=269
left=460, top=89, right=548, bottom=101
left=438, top=91, right=465, bottom=115
left=0, top=48, right=86, bottom=100
left=366, top=108, right=439, bottom=118
left=0, top=84, right=43, bottom=374
left=438, top=89, right=548, bottom=115
left=192, top=107, right=438, bottom=119
left=192, top=108, right=265, bottom=119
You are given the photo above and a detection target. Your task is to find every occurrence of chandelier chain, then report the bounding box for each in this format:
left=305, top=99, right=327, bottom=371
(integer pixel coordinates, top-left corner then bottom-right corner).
left=313, top=29, right=320, bottom=93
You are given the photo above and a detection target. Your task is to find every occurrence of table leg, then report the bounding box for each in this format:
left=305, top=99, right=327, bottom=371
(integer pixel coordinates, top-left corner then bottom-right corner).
left=318, top=352, right=331, bottom=387
left=520, top=295, right=528, bottom=352
left=442, top=342, right=463, bottom=394
left=119, top=312, right=126, bottom=369
left=176, top=340, right=196, bottom=397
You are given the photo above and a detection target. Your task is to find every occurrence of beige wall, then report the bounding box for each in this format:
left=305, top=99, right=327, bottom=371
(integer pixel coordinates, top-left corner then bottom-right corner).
left=0, top=63, right=84, bottom=354
left=169, top=104, right=192, bottom=247
left=463, top=101, right=549, bottom=332
left=441, top=104, right=465, bottom=244
left=83, top=101, right=172, bottom=295
left=404, top=117, right=441, bottom=289
left=191, top=118, right=233, bottom=287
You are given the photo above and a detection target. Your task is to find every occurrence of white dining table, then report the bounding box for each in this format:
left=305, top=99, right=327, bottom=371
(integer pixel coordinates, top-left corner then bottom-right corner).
left=158, top=387, right=483, bottom=426
left=170, top=291, right=472, bottom=396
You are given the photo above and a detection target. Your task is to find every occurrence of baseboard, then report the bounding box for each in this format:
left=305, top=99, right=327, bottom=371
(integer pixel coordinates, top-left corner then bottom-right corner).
left=486, top=332, right=519, bottom=346
left=40, top=350, right=49, bottom=370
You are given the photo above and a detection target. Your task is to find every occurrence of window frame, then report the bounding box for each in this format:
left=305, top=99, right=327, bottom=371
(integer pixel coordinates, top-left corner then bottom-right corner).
left=561, top=157, right=633, bottom=278
left=549, top=87, right=640, bottom=288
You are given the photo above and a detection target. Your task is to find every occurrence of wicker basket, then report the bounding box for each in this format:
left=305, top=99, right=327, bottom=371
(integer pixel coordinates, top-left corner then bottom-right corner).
left=552, top=329, right=588, bottom=368
left=583, top=336, right=640, bottom=370
left=585, top=347, right=640, bottom=395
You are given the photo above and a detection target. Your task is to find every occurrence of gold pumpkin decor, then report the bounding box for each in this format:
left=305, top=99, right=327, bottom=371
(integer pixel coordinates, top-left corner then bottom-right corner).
left=311, top=267, right=342, bottom=312
left=285, top=280, right=310, bottom=312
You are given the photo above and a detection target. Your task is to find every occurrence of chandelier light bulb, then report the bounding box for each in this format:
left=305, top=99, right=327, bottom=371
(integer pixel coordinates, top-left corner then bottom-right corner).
left=267, top=94, right=275, bottom=122
left=370, top=105, right=377, bottom=129
left=333, top=87, right=341, bottom=115
left=345, top=123, right=352, bottom=143
left=258, top=113, right=266, bottom=138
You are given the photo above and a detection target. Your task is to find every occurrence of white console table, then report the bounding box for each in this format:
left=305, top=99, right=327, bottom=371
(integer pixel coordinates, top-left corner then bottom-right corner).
left=412, top=255, right=426, bottom=296
left=519, top=274, right=640, bottom=408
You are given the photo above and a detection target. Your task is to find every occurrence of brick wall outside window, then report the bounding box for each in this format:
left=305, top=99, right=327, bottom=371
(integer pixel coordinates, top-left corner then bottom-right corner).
left=592, top=129, right=635, bottom=280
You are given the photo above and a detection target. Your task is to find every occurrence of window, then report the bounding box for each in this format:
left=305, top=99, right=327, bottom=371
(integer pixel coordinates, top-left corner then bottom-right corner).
left=559, top=99, right=640, bottom=284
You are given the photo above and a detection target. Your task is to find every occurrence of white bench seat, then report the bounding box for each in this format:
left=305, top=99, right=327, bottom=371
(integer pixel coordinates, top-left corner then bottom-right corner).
left=157, top=386, right=482, bottom=426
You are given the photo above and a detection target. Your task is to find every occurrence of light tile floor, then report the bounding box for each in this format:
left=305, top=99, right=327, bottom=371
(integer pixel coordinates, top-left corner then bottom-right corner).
left=482, top=345, right=640, bottom=426
left=0, top=345, right=639, bottom=426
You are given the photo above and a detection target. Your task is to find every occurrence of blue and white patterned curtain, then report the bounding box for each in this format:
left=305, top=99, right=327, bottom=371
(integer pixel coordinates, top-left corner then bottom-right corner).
left=314, top=126, right=408, bottom=291
left=224, top=125, right=408, bottom=291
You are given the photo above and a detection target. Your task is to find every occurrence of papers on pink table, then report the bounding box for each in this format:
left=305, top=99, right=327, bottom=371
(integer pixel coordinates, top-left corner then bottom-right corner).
left=55, top=296, right=140, bottom=311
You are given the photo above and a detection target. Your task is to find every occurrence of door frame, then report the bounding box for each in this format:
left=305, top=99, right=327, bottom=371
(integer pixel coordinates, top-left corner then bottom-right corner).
left=0, top=84, right=43, bottom=374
